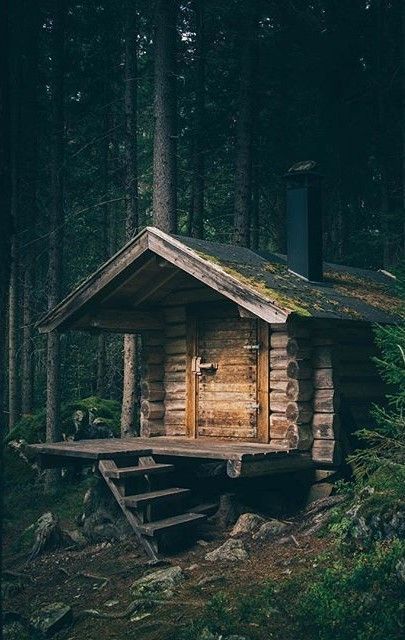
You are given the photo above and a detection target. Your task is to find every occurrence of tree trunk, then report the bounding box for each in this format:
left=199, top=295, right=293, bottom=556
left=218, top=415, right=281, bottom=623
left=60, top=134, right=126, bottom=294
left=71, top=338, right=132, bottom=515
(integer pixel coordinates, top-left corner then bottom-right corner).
left=190, top=0, right=205, bottom=238
left=7, top=36, right=20, bottom=431
left=20, top=0, right=40, bottom=415
left=96, top=112, right=111, bottom=399
left=121, top=1, right=139, bottom=437
left=233, top=8, right=257, bottom=247
left=152, top=0, right=178, bottom=233
left=46, top=0, right=65, bottom=490
left=251, top=161, right=260, bottom=251
left=1, top=0, right=13, bottom=430
left=403, top=0, right=405, bottom=258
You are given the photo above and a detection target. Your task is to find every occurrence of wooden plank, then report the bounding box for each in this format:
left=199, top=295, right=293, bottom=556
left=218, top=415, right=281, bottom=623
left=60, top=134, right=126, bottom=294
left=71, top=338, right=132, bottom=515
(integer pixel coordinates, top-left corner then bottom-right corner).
left=98, top=459, right=159, bottom=562
left=139, top=513, right=206, bottom=536
left=185, top=315, right=197, bottom=438
left=38, top=233, right=150, bottom=332
left=124, top=487, right=190, bottom=507
left=103, top=463, right=174, bottom=479
left=257, top=321, right=270, bottom=443
left=147, top=230, right=287, bottom=324
left=312, top=439, right=343, bottom=466
left=227, top=453, right=313, bottom=477
left=76, top=309, right=163, bottom=333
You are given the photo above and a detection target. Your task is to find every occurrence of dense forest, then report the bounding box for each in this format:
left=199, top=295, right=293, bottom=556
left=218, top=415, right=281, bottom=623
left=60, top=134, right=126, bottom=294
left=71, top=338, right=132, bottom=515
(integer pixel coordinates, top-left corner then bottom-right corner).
left=1, top=0, right=404, bottom=432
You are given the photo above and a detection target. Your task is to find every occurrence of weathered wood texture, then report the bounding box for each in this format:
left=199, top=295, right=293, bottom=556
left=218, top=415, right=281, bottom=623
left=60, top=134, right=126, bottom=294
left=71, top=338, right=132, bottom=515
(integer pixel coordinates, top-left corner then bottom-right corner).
left=164, top=305, right=187, bottom=435
left=269, top=324, right=314, bottom=451
left=140, top=329, right=166, bottom=437
left=197, top=314, right=258, bottom=440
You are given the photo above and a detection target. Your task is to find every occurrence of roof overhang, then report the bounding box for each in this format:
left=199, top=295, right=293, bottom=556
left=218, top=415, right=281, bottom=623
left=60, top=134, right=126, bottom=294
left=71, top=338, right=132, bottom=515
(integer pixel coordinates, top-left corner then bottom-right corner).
left=37, top=227, right=288, bottom=333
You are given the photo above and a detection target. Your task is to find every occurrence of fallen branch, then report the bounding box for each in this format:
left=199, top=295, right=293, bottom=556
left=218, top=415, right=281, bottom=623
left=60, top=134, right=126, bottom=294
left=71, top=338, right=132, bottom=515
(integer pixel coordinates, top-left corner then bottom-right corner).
left=79, top=599, right=202, bottom=620
left=77, top=571, right=110, bottom=589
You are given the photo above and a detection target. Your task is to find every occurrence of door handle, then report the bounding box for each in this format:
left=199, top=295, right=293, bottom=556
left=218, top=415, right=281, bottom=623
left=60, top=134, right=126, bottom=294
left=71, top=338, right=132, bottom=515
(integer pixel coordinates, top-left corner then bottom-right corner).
left=192, top=356, right=218, bottom=375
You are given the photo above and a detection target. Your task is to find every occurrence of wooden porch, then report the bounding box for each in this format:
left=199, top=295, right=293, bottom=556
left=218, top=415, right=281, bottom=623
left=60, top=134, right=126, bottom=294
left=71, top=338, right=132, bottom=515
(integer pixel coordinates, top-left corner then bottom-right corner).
left=28, top=436, right=313, bottom=478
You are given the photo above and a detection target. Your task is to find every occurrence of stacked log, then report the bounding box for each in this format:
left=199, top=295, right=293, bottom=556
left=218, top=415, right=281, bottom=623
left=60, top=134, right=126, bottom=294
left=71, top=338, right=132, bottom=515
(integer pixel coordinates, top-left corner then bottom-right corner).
left=163, top=306, right=187, bottom=435
left=269, top=324, right=314, bottom=451
left=140, top=330, right=165, bottom=437
left=311, top=337, right=342, bottom=465
left=337, top=327, right=385, bottom=429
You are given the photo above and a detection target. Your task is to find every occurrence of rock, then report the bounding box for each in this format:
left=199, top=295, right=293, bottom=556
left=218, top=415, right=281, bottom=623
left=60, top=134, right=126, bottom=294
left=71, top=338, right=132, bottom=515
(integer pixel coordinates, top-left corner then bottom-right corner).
left=30, top=602, right=72, bottom=637
left=104, top=599, right=120, bottom=608
left=130, top=566, right=185, bottom=599
left=27, top=512, right=70, bottom=560
left=207, top=494, right=245, bottom=530
left=66, top=529, right=87, bottom=546
left=205, top=538, right=248, bottom=562
left=252, top=519, right=288, bottom=540
left=197, top=539, right=209, bottom=547
left=344, top=493, right=405, bottom=548
left=186, top=563, right=199, bottom=571
left=230, top=513, right=265, bottom=537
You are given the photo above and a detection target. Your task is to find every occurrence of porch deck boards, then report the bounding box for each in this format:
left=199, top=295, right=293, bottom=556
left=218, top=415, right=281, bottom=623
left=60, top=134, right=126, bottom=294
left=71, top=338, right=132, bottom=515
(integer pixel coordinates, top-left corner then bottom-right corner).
left=28, top=436, right=297, bottom=462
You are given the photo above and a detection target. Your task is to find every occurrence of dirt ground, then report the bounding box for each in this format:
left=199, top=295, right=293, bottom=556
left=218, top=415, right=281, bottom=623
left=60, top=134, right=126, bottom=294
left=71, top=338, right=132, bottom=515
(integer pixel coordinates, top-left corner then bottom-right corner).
left=3, top=508, right=330, bottom=640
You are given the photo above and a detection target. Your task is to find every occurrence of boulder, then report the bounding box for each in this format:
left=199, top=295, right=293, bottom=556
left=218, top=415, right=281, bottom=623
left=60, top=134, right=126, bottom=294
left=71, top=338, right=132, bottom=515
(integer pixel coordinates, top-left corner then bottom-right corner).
left=205, top=538, right=248, bottom=562
left=130, top=566, right=185, bottom=599
left=230, top=513, right=265, bottom=537
left=207, top=494, right=245, bottom=530
left=30, top=602, right=72, bottom=637
left=252, top=519, right=288, bottom=541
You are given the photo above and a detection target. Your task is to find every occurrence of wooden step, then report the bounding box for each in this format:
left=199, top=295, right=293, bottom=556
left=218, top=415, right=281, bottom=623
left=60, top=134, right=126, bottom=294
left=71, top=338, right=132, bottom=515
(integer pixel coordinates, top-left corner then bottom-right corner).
left=124, top=487, right=190, bottom=508
left=139, top=512, right=206, bottom=537
left=104, top=463, right=174, bottom=480
left=190, top=502, right=219, bottom=516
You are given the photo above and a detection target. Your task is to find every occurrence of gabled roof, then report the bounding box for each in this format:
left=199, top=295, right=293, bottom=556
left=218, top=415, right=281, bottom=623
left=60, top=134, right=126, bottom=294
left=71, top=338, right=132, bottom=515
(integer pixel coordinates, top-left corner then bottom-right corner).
left=38, top=227, right=403, bottom=333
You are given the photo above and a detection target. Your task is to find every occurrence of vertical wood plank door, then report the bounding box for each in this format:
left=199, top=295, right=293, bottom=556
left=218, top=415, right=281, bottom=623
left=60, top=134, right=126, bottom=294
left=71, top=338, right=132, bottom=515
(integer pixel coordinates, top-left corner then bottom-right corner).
left=196, top=316, right=258, bottom=440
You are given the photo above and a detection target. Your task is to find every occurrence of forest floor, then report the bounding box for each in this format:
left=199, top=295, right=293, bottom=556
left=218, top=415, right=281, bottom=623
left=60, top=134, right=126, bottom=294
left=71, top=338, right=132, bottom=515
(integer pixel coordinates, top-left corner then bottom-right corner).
left=2, top=474, right=332, bottom=640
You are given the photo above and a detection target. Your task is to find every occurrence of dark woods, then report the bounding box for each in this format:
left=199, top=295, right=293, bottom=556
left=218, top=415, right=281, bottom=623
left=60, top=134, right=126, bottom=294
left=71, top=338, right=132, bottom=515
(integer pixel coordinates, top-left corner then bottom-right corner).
left=2, top=0, right=404, bottom=432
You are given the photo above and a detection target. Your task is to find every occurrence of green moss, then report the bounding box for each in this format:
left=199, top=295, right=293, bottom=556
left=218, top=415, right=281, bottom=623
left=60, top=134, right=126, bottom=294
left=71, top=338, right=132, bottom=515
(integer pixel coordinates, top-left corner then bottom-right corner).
left=193, top=248, right=402, bottom=321
left=6, top=395, right=121, bottom=444
left=195, top=249, right=312, bottom=316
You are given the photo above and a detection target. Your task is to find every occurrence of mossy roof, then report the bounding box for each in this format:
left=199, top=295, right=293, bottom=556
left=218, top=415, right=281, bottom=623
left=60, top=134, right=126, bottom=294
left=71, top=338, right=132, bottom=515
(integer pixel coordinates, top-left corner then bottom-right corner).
left=177, top=235, right=403, bottom=323
left=37, top=227, right=403, bottom=333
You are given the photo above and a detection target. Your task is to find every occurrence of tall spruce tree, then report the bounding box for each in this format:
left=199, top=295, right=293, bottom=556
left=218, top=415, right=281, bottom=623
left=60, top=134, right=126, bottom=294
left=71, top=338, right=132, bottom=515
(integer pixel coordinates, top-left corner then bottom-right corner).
left=153, top=0, right=178, bottom=232
left=45, top=0, right=65, bottom=488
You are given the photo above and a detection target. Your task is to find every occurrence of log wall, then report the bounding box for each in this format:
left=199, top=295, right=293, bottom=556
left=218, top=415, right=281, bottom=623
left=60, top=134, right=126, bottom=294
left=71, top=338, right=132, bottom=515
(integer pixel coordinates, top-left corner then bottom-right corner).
left=269, top=323, right=314, bottom=452
left=163, top=305, right=188, bottom=435
left=140, top=329, right=166, bottom=437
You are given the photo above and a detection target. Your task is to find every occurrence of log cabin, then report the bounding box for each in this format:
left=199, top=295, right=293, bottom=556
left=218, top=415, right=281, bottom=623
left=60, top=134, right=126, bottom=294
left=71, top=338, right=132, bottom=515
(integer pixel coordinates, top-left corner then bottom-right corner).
left=29, top=164, right=402, bottom=559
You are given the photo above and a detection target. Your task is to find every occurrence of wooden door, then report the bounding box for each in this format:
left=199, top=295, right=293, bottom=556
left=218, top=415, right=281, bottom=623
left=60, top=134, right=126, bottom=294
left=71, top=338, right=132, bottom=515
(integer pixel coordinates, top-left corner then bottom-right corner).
left=195, top=316, right=259, bottom=440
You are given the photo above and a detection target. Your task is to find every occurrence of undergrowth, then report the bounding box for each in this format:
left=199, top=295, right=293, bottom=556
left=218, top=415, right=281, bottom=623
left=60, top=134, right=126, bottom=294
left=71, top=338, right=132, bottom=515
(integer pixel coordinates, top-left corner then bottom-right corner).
left=5, top=395, right=121, bottom=444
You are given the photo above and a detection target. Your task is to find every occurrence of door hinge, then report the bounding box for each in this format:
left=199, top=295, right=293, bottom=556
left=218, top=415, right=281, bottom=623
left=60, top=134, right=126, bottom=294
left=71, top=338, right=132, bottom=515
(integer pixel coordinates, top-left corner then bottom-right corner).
left=243, top=344, right=260, bottom=351
left=246, top=402, right=260, bottom=411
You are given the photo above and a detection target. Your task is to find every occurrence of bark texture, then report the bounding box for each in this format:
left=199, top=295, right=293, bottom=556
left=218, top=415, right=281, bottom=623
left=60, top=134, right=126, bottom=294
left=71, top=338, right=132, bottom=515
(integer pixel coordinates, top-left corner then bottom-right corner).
left=233, top=8, right=257, bottom=247
left=1, top=0, right=12, bottom=431
left=121, top=1, right=139, bottom=436
left=46, top=0, right=65, bottom=489
left=20, top=0, right=40, bottom=414
left=152, top=0, right=178, bottom=233
left=190, top=0, right=205, bottom=238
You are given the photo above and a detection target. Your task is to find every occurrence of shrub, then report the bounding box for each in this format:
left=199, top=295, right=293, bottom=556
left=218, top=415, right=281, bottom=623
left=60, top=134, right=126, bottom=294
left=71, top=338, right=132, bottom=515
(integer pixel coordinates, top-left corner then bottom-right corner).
left=6, top=396, right=121, bottom=444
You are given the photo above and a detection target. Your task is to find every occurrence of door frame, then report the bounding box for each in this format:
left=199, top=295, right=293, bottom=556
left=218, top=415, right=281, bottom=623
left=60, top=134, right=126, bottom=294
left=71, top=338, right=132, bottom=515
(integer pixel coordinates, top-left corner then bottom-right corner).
left=185, top=308, right=269, bottom=443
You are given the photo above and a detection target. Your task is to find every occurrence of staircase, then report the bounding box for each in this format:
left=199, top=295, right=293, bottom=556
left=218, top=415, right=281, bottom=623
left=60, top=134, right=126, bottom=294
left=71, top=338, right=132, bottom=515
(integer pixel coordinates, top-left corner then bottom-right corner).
left=98, top=456, right=207, bottom=563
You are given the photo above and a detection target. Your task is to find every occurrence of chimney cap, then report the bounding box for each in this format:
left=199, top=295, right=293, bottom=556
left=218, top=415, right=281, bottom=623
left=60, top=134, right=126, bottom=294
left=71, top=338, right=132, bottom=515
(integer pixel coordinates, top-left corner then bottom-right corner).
left=287, top=160, right=318, bottom=173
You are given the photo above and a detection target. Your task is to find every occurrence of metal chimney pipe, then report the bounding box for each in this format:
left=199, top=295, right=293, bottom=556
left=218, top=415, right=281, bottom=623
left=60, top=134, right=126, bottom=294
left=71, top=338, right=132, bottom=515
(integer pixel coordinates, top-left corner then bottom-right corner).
left=284, top=161, right=323, bottom=282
